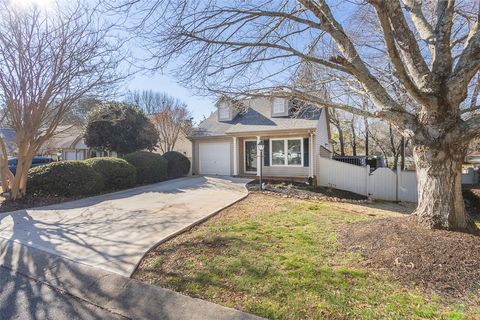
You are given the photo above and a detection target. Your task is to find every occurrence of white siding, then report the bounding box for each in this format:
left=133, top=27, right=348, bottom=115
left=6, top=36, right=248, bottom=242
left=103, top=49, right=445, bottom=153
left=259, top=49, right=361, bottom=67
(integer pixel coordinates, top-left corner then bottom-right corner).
left=315, top=108, right=331, bottom=157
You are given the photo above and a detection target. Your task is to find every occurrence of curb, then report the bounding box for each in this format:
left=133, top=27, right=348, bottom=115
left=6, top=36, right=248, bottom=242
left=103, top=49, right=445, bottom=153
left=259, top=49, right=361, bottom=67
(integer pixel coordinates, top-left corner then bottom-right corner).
left=0, top=238, right=264, bottom=320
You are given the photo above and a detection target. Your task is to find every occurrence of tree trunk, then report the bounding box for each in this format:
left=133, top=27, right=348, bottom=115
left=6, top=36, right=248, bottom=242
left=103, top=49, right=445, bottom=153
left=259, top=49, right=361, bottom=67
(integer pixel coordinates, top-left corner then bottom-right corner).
left=338, top=128, right=345, bottom=156
left=413, top=144, right=477, bottom=232
left=364, top=116, right=369, bottom=157
left=350, top=120, right=357, bottom=156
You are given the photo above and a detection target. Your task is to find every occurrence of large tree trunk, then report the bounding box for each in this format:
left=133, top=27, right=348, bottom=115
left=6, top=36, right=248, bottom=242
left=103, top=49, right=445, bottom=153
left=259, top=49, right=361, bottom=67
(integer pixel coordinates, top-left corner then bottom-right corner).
left=413, top=143, right=477, bottom=232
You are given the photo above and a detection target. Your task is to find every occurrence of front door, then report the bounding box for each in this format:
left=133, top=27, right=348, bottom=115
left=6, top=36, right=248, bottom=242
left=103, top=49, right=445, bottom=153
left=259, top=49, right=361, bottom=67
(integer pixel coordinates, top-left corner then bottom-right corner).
left=245, top=141, right=257, bottom=173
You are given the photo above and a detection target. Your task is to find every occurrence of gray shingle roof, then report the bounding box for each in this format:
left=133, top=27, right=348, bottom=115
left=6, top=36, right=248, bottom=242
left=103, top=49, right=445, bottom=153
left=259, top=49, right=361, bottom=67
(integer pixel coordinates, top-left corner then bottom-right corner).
left=190, top=100, right=320, bottom=138
left=42, top=125, right=84, bottom=150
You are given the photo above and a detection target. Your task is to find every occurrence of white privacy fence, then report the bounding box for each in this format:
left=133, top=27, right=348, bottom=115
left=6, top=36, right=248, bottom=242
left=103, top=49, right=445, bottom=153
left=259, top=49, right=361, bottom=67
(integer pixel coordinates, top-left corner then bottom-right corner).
left=316, top=156, right=369, bottom=196
left=317, top=157, right=475, bottom=203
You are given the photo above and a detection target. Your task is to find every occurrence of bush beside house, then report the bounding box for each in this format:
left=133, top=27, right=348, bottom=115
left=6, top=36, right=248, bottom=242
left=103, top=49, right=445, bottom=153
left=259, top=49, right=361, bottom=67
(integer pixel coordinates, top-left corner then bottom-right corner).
left=123, top=151, right=168, bottom=184
left=85, top=157, right=137, bottom=190
left=26, top=151, right=190, bottom=197
left=163, top=151, right=190, bottom=178
left=28, top=161, right=104, bottom=196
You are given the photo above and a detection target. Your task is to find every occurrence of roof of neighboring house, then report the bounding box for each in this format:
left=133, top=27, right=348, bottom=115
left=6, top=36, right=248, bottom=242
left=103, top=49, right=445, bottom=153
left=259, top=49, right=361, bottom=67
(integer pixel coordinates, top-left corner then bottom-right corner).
left=190, top=98, right=321, bottom=138
left=42, top=125, right=84, bottom=150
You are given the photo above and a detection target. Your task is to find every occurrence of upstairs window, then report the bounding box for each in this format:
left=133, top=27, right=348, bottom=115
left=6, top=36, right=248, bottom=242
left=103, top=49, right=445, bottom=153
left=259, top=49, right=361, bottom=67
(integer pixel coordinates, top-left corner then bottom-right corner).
left=219, top=107, right=229, bottom=119
left=272, top=98, right=287, bottom=115
left=218, top=102, right=230, bottom=120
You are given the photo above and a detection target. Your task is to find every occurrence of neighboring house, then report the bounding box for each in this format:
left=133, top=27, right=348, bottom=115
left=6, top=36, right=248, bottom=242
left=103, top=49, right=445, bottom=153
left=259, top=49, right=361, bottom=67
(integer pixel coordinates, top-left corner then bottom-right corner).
left=152, top=127, right=193, bottom=158
left=40, top=125, right=116, bottom=160
left=0, top=128, right=17, bottom=156
left=189, top=96, right=332, bottom=178
left=166, top=130, right=192, bottom=158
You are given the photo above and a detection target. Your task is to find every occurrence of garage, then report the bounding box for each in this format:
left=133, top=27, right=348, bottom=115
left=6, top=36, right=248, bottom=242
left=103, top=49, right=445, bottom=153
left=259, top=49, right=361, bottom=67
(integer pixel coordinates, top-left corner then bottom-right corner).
left=199, top=142, right=231, bottom=175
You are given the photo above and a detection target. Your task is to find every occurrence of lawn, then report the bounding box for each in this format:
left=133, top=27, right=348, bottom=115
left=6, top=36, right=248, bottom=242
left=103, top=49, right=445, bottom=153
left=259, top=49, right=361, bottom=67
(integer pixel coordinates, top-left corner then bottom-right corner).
left=133, top=194, right=480, bottom=320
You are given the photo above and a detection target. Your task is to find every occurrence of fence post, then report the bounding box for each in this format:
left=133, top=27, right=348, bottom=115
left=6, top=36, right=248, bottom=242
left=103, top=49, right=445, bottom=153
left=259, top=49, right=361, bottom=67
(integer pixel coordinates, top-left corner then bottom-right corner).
left=365, top=164, right=370, bottom=197
left=396, top=165, right=400, bottom=202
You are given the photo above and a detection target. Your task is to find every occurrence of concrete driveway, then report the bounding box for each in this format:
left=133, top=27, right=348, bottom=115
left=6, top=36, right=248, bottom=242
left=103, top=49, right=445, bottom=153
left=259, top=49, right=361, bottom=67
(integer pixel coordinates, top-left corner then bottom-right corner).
left=0, top=176, right=250, bottom=276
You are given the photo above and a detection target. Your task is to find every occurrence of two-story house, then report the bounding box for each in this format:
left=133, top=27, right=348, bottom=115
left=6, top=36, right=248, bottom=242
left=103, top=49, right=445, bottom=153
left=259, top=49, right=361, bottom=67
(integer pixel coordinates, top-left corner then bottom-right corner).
left=188, top=96, right=332, bottom=179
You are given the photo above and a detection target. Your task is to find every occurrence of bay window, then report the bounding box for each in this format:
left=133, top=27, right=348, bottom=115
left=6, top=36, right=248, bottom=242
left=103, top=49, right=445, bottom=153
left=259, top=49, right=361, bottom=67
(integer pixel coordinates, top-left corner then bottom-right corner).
left=270, top=138, right=303, bottom=166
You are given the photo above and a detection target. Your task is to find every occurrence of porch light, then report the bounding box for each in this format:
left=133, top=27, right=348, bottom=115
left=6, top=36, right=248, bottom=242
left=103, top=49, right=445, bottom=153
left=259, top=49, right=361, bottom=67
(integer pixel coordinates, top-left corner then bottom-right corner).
left=257, top=140, right=264, bottom=151
left=257, top=140, right=264, bottom=190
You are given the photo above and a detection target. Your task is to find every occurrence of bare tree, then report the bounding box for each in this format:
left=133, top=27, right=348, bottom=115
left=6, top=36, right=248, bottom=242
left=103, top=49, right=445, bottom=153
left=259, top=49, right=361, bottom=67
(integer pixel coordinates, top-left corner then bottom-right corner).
left=123, top=0, right=480, bottom=231
left=329, top=109, right=346, bottom=156
left=0, top=1, right=125, bottom=199
left=368, top=121, right=408, bottom=169
left=349, top=114, right=358, bottom=156
left=126, top=90, right=192, bottom=154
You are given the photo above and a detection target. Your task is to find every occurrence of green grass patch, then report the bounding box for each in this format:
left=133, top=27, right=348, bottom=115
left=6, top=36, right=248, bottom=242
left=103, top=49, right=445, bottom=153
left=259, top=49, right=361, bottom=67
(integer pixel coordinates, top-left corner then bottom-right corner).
left=134, top=195, right=480, bottom=320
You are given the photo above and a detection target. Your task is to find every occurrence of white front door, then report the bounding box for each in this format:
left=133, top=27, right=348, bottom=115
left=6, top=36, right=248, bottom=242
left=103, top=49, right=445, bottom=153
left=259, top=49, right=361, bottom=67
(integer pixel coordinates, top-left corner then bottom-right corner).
left=199, top=142, right=231, bottom=175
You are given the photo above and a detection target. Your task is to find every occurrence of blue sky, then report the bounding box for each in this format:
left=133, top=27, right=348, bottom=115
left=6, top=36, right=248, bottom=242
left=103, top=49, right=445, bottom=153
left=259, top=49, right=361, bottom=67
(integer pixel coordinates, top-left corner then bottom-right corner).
left=123, top=0, right=355, bottom=125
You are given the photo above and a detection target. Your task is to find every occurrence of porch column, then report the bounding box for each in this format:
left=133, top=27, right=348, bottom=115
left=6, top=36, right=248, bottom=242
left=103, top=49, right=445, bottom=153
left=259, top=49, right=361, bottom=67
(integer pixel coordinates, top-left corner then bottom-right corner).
left=256, top=136, right=261, bottom=176
left=309, top=132, right=314, bottom=177
left=233, top=136, right=238, bottom=176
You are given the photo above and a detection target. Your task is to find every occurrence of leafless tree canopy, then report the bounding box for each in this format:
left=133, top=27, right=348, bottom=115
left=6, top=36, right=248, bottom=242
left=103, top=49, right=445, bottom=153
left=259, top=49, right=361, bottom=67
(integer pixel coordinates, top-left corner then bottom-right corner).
left=120, top=0, right=479, bottom=129
left=120, top=0, right=480, bottom=231
left=0, top=1, right=126, bottom=198
left=126, top=90, right=192, bottom=154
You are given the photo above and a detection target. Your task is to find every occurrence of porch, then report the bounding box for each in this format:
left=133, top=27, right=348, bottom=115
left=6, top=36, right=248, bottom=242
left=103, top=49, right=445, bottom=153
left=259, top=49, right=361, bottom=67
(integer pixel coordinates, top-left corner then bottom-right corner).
left=231, top=132, right=316, bottom=179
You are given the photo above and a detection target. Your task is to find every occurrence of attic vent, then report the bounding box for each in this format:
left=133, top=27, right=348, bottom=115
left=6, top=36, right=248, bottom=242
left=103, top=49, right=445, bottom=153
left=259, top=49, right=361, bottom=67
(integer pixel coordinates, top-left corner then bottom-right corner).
left=272, top=98, right=288, bottom=117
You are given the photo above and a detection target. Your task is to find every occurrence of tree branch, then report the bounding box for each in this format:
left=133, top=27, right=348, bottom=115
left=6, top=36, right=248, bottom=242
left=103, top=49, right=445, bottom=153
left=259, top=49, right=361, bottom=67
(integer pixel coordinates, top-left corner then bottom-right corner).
left=431, top=0, right=454, bottom=84
left=378, top=0, right=433, bottom=92
left=449, top=17, right=480, bottom=106
left=372, top=2, right=430, bottom=105
left=401, top=0, right=435, bottom=53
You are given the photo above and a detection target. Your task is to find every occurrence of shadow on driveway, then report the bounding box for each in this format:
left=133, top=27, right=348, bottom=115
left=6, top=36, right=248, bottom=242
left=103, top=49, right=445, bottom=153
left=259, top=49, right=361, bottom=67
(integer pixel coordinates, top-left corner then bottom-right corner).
left=0, top=176, right=254, bottom=319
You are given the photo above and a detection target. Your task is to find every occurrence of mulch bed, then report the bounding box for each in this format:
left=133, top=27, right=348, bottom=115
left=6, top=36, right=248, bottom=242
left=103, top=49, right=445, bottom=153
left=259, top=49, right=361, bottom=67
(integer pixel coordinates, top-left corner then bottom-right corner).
left=0, top=194, right=82, bottom=212
left=246, top=179, right=368, bottom=203
left=341, top=216, right=480, bottom=297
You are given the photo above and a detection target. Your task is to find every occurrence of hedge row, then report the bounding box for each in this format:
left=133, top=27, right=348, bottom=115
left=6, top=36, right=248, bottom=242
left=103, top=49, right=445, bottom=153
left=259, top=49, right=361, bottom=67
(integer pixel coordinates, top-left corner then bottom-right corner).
left=27, top=151, right=190, bottom=196
left=122, top=151, right=168, bottom=184
left=85, top=157, right=137, bottom=190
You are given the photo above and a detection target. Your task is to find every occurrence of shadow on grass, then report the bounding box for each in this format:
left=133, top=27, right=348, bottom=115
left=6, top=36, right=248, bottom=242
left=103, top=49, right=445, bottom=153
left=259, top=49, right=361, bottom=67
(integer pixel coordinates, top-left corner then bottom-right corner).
left=0, top=176, right=252, bottom=319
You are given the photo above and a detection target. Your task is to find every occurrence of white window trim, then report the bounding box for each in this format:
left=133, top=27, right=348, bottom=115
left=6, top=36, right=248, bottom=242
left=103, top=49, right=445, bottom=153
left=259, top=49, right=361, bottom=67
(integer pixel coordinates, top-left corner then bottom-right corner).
left=219, top=106, right=230, bottom=120
left=272, top=98, right=286, bottom=114
left=243, top=139, right=258, bottom=174
left=270, top=137, right=304, bottom=167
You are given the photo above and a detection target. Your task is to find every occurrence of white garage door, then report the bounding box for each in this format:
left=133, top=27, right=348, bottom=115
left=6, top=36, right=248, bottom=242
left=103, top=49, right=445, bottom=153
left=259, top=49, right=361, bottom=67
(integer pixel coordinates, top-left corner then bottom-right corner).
left=199, top=142, right=231, bottom=175
left=65, top=151, right=76, bottom=160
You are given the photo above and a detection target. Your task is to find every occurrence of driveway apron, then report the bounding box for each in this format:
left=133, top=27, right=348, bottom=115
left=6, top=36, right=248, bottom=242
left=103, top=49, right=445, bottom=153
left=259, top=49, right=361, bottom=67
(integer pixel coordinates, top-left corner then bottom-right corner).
left=0, top=176, right=250, bottom=276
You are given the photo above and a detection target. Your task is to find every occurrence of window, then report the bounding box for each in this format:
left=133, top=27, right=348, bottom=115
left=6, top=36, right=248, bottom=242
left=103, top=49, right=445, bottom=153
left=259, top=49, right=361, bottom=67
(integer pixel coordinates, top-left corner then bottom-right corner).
left=219, top=107, right=229, bottom=119
left=288, top=140, right=302, bottom=165
left=270, top=138, right=303, bottom=166
left=218, top=103, right=230, bottom=120
left=273, top=98, right=286, bottom=114
left=271, top=140, right=285, bottom=165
